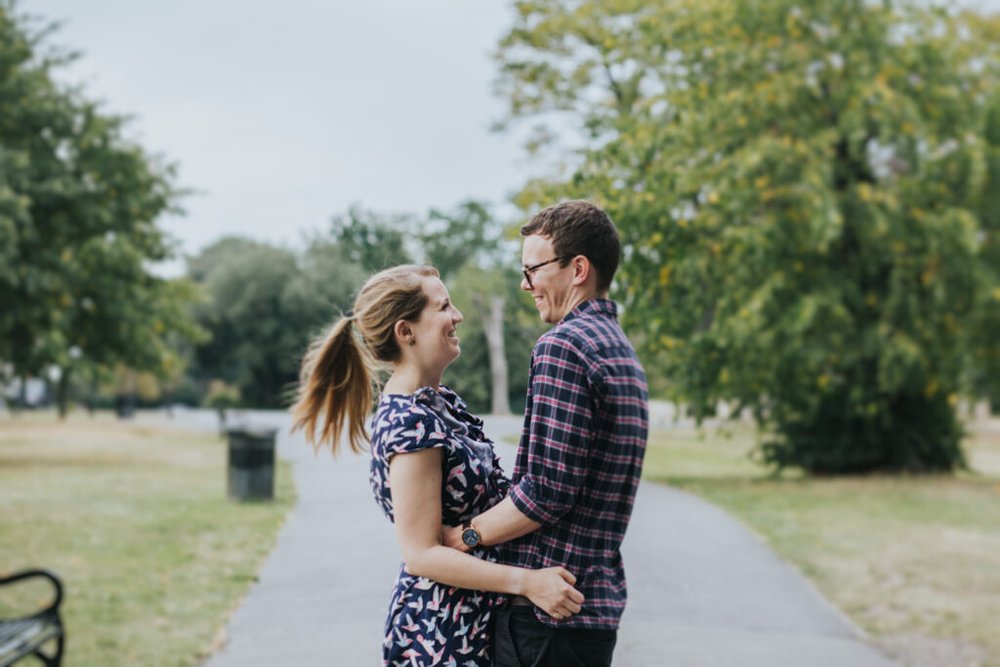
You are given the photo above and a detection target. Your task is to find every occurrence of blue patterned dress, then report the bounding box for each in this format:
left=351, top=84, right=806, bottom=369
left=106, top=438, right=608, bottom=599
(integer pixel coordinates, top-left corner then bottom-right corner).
left=370, top=385, right=510, bottom=666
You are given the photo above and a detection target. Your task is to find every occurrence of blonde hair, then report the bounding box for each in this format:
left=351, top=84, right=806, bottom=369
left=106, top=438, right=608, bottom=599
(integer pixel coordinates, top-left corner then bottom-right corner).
left=290, top=265, right=439, bottom=455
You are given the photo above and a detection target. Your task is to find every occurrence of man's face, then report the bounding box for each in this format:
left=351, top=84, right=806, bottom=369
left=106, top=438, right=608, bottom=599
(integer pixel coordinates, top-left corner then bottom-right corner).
left=521, top=234, right=573, bottom=324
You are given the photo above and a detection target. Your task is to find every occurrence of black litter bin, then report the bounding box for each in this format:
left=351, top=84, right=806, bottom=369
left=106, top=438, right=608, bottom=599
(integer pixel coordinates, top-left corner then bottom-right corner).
left=226, top=428, right=277, bottom=501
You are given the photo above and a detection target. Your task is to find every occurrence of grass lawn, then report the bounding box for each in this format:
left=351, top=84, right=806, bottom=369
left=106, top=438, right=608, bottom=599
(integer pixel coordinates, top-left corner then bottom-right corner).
left=0, top=411, right=295, bottom=667
left=642, top=418, right=1000, bottom=667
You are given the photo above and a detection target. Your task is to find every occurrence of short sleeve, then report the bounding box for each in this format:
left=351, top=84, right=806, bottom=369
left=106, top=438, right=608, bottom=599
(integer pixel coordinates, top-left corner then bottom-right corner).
left=381, top=396, right=450, bottom=461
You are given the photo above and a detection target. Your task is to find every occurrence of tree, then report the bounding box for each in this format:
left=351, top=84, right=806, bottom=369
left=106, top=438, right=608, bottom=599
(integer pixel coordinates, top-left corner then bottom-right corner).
left=187, top=237, right=365, bottom=408
left=324, top=201, right=535, bottom=415
left=203, top=379, right=240, bottom=430
left=496, top=0, right=1000, bottom=472
left=422, top=201, right=519, bottom=415
left=971, top=89, right=1000, bottom=411
left=188, top=240, right=300, bottom=408
left=445, top=260, right=546, bottom=416
left=330, top=205, right=414, bottom=272
left=0, top=4, right=203, bottom=417
left=421, top=201, right=502, bottom=278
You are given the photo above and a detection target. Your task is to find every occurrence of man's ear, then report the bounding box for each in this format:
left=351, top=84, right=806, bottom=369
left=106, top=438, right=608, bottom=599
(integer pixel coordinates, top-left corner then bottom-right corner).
left=570, top=255, right=593, bottom=287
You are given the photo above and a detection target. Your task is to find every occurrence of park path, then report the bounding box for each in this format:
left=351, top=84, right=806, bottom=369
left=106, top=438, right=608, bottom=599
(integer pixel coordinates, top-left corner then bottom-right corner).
left=152, top=408, right=895, bottom=667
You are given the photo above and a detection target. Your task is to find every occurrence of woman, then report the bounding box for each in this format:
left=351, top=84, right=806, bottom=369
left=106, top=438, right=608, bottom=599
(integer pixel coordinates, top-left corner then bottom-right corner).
left=291, top=265, right=583, bottom=666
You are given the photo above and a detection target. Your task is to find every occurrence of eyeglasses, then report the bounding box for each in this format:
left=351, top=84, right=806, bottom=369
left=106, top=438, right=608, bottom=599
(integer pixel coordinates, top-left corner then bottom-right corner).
left=522, top=256, right=568, bottom=289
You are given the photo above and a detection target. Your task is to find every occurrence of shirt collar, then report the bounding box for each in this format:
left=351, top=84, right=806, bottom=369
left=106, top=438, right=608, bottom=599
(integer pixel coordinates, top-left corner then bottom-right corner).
left=561, top=297, right=618, bottom=324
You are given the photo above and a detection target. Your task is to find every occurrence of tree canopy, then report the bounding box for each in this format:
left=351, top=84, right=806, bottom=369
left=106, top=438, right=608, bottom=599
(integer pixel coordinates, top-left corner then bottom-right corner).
left=185, top=237, right=366, bottom=408
left=0, top=4, right=202, bottom=413
left=496, top=0, right=1000, bottom=472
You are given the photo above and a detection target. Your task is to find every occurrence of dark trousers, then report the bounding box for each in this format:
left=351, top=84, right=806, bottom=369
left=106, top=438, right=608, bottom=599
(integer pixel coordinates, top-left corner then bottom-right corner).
left=494, top=605, right=617, bottom=667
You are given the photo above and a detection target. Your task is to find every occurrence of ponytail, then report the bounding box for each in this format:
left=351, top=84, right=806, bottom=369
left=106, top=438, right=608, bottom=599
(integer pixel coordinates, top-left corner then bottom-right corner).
left=291, top=264, right=439, bottom=455
left=291, top=316, right=374, bottom=455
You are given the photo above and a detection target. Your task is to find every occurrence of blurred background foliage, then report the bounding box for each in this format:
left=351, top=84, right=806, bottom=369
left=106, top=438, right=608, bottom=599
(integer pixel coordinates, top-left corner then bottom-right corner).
left=177, top=201, right=542, bottom=415
left=494, top=0, right=1000, bottom=473
left=3, top=0, right=1000, bottom=476
left=0, top=2, right=204, bottom=418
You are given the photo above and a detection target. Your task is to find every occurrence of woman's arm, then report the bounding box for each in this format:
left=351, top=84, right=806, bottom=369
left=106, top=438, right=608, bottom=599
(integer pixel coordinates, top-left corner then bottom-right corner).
left=389, top=447, right=584, bottom=619
left=442, top=497, right=540, bottom=552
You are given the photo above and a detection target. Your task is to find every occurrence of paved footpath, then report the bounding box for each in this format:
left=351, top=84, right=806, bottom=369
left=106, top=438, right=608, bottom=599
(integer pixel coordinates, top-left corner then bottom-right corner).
left=153, top=408, right=895, bottom=667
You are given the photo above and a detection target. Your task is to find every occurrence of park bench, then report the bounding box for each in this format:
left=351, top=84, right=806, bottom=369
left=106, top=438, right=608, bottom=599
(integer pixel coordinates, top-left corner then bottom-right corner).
left=0, top=570, right=64, bottom=667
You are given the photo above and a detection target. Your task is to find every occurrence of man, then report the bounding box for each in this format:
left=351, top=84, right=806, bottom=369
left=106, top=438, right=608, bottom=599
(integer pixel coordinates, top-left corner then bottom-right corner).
left=445, top=200, right=649, bottom=666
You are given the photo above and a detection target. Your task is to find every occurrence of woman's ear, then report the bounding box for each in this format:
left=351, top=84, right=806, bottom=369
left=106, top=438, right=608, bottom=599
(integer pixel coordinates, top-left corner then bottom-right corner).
left=393, top=320, right=413, bottom=347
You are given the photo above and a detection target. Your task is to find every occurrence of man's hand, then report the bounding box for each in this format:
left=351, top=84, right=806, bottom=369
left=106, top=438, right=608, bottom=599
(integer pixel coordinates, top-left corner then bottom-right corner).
left=441, top=524, right=470, bottom=552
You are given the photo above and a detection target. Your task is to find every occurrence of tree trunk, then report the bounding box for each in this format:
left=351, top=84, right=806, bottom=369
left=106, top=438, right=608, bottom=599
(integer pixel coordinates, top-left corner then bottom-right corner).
left=217, top=407, right=228, bottom=436
left=86, top=374, right=97, bottom=417
left=18, top=373, right=28, bottom=411
left=116, top=371, right=137, bottom=419
left=57, top=368, right=70, bottom=420
left=478, top=295, right=511, bottom=416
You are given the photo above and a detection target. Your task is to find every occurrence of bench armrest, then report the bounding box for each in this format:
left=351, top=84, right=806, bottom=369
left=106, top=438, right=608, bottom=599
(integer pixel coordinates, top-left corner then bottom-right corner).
left=0, top=569, right=63, bottom=614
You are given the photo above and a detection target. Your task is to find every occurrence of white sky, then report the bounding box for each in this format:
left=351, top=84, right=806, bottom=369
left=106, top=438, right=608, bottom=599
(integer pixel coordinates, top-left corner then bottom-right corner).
left=20, top=1, right=1000, bottom=275
left=23, top=0, right=534, bottom=274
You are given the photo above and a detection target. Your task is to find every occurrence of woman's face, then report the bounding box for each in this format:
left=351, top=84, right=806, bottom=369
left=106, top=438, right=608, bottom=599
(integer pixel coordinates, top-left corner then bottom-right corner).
left=407, top=277, right=464, bottom=371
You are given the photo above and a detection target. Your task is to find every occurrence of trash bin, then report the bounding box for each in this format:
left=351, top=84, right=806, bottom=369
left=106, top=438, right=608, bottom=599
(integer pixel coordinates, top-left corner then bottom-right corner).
left=226, top=428, right=277, bottom=501
left=115, top=393, right=135, bottom=419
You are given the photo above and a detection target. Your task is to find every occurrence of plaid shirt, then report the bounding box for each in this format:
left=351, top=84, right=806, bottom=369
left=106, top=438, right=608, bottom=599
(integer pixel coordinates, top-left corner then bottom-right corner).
left=504, top=298, right=649, bottom=629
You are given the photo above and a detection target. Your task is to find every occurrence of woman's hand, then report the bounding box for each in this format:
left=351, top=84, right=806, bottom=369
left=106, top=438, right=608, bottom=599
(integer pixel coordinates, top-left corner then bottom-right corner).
left=522, top=567, right=585, bottom=620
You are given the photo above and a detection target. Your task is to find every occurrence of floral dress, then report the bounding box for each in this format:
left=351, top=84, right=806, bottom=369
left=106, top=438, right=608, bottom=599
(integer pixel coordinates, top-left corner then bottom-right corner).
left=370, top=385, right=510, bottom=667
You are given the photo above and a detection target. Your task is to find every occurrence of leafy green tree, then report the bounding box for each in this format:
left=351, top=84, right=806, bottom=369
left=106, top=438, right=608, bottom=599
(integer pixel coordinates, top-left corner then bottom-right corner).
left=188, top=240, right=300, bottom=407
left=446, top=261, right=547, bottom=416
left=496, top=0, right=1000, bottom=472
left=0, top=5, right=79, bottom=387
left=203, top=379, right=240, bottom=429
left=422, top=201, right=503, bottom=278
left=330, top=205, right=414, bottom=272
left=187, top=237, right=364, bottom=407
left=973, top=90, right=1000, bottom=411
left=283, top=236, right=368, bottom=337
left=420, top=200, right=525, bottom=414
left=322, top=201, right=538, bottom=415
left=0, top=4, right=202, bottom=417
left=422, top=200, right=554, bottom=416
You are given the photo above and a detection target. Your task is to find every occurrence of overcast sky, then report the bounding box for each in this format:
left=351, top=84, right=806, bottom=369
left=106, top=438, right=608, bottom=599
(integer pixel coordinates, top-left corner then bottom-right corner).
left=24, top=0, right=534, bottom=274
left=21, top=1, right=1000, bottom=275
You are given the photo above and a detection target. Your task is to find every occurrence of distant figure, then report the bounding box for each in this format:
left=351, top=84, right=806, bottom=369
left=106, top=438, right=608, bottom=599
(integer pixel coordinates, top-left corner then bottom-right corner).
left=291, top=264, right=583, bottom=666
left=444, top=201, right=650, bottom=667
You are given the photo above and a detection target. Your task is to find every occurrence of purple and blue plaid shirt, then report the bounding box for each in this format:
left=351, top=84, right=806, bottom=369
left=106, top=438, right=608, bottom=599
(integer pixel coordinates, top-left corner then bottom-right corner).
left=504, top=298, right=649, bottom=630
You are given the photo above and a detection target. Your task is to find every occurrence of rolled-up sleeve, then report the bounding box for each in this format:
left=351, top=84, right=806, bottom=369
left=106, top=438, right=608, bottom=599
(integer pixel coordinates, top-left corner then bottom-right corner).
left=509, top=335, right=595, bottom=525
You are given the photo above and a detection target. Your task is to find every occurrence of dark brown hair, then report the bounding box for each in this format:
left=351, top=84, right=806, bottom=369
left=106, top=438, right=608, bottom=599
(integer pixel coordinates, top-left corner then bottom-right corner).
left=520, top=200, right=620, bottom=292
left=290, top=265, right=439, bottom=455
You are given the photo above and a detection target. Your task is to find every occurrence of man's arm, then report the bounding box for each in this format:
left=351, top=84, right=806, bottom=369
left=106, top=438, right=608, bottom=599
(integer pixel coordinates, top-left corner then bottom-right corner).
left=442, top=496, right=541, bottom=552
left=445, top=334, right=595, bottom=551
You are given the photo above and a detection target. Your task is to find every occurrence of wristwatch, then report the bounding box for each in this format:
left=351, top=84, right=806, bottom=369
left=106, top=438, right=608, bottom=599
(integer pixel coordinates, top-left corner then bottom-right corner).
left=461, top=522, right=482, bottom=549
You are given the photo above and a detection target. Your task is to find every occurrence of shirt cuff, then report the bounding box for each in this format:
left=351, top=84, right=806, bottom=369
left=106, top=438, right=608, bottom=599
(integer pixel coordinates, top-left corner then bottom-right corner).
left=510, top=478, right=561, bottom=526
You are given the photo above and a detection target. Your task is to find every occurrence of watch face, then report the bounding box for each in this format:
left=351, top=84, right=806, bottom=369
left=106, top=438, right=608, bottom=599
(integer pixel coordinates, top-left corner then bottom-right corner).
left=462, top=528, right=480, bottom=547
